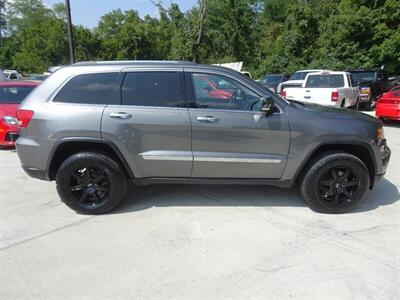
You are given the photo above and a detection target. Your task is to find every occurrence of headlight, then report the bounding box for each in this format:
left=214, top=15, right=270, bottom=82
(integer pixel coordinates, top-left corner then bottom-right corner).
left=3, top=116, right=19, bottom=125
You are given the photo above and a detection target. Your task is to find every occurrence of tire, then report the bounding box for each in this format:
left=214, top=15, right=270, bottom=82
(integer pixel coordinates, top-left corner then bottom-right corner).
left=362, top=97, right=375, bottom=111
left=300, top=152, right=370, bottom=214
left=56, top=152, right=127, bottom=214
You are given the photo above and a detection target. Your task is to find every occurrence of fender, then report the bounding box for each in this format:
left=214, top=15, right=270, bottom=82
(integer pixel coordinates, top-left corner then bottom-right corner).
left=46, top=137, right=135, bottom=180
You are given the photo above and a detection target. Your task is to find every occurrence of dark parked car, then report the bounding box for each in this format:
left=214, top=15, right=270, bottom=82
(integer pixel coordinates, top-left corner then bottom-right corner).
left=16, top=61, right=390, bottom=214
left=348, top=69, right=390, bottom=110
left=259, top=74, right=288, bottom=93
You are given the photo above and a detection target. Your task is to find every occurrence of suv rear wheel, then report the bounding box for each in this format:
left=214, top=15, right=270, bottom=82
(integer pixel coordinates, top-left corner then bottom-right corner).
left=300, top=152, right=370, bottom=213
left=56, top=152, right=127, bottom=214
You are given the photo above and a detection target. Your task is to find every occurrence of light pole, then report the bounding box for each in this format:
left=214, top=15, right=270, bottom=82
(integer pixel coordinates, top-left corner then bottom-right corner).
left=65, top=0, right=75, bottom=64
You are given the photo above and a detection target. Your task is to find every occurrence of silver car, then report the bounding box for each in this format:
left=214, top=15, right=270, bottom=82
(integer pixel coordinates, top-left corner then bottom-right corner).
left=16, top=61, right=390, bottom=214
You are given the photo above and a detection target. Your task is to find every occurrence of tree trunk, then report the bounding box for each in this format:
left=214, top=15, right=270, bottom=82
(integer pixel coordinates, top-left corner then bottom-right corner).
left=193, top=0, right=206, bottom=63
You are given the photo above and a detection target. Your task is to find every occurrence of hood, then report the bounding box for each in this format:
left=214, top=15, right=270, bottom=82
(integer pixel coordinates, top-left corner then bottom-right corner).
left=0, top=104, right=19, bottom=118
left=287, top=101, right=378, bottom=122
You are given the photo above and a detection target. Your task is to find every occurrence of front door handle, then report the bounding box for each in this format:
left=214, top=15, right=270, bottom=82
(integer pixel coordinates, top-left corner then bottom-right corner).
left=109, top=112, right=132, bottom=119
left=197, top=116, right=219, bottom=123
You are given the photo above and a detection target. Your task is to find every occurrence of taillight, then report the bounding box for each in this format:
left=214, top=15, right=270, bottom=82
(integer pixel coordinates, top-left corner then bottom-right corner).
left=281, top=89, right=287, bottom=98
left=331, top=91, right=339, bottom=102
left=16, top=109, right=34, bottom=128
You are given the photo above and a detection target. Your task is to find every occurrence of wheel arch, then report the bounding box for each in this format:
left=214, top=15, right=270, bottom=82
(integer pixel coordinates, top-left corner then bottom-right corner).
left=47, top=138, right=134, bottom=180
left=294, top=142, right=377, bottom=188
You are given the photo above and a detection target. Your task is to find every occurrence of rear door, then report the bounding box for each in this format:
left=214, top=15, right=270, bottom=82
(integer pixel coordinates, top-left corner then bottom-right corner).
left=186, top=70, right=290, bottom=179
left=101, top=68, right=192, bottom=178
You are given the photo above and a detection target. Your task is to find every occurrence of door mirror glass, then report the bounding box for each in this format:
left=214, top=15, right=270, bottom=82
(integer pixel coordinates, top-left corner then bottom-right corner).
left=260, top=96, right=276, bottom=114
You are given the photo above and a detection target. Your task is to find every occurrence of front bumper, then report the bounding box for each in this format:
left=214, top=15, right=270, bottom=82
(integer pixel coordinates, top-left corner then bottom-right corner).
left=359, top=94, right=372, bottom=103
left=373, top=141, right=391, bottom=187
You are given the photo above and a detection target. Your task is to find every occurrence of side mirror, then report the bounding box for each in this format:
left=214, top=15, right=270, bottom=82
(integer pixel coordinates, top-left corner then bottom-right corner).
left=260, top=96, right=276, bottom=114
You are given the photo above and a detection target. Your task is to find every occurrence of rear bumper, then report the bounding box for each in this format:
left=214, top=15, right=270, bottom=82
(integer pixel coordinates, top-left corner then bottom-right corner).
left=359, top=94, right=372, bottom=103
left=21, top=166, right=48, bottom=181
left=376, top=104, right=400, bottom=119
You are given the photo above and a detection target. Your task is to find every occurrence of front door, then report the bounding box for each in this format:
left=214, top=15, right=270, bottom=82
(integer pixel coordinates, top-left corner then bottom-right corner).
left=187, top=72, right=290, bottom=179
left=102, top=69, right=192, bottom=178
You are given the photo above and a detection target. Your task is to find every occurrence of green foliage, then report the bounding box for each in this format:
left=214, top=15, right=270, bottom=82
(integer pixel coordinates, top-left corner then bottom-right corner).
left=0, top=0, right=399, bottom=76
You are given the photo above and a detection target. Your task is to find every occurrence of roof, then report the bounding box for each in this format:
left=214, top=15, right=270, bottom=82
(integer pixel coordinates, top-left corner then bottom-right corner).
left=0, top=80, right=39, bottom=87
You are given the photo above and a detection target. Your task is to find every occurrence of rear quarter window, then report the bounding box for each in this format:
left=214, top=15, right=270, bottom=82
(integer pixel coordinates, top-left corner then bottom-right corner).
left=305, top=74, right=345, bottom=88
left=53, top=73, right=117, bottom=104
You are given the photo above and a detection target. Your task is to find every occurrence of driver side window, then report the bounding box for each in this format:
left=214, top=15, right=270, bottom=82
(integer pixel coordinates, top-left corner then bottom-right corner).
left=191, top=73, right=260, bottom=111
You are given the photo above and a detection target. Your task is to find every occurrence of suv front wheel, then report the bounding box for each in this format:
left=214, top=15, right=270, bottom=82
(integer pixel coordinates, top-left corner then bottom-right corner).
left=300, top=152, right=370, bottom=213
left=56, top=152, right=127, bottom=214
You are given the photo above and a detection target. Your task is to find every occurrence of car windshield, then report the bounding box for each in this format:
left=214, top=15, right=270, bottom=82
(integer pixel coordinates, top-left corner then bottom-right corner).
left=305, top=74, right=345, bottom=88
left=289, top=72, right=310, bottom=81
left=350, top=71, right=375, bottom=82
left=0, top=86, right=35, bottom=104
left=262, top=75, right=282, bottom=84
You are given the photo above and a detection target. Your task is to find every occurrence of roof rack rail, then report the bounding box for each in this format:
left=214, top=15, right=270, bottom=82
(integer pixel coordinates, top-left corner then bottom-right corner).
left=73, top=60, right=197, bottom=66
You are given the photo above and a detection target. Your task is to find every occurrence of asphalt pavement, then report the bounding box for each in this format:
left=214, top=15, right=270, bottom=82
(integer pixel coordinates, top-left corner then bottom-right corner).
left=1, top=120, right=399, bottom=299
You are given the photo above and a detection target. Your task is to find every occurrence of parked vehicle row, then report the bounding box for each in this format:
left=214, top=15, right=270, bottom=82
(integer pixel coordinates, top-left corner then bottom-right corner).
left=259, top=68, right=392, bottom=111
left=14, top=61, right=390, bottom=215
left=0, top=68, right=49, bottom=82
left=283, top=71, right=359, bottom=109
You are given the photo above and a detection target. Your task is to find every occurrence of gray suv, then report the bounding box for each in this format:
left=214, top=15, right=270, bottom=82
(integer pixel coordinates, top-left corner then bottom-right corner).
left=16, top=61, right=391, bottom=214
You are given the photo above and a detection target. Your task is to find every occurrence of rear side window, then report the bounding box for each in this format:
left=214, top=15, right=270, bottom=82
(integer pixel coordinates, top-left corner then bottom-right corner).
left=305, top=74, right=345, bottom=88
left=53, top=73, right=117, bottom=104
left=122, top=72, right=184, bottom=107
left=0, top=86, right=35, bottom=104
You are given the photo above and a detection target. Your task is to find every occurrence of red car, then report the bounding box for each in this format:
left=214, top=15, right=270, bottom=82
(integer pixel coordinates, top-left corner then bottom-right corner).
left=0, top=81, right=39, bottom=147
left=195, top=75, right=234, bottom=99
left=375, top=86, right=400, bottom=121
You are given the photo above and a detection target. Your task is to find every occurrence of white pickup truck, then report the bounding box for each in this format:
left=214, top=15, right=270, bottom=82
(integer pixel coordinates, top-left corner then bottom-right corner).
left=282, top=71, right=360, bottom=108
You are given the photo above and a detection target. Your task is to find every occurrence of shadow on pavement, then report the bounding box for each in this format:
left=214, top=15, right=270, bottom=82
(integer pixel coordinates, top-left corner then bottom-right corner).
left=0, top=147, right=16, bottom=152
left=114, top=178, right=398, bottom=214
left=383, top=120, right=400, bottom=128
left=354, top=178, right=400, bottom=213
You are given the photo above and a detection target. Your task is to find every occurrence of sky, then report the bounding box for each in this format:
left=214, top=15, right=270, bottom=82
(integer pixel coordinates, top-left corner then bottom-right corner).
left=43, top=0, right=198, bottom=28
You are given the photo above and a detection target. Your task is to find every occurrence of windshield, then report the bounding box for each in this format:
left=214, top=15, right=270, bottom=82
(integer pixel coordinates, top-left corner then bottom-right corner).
left=262, top=75, right=283, bottom=84
left=289, top=71, right=311, bottom=81
left=0, top=86, right=35, bottom=104
left=305, top=74, right=345, bottom=88
left=350, top=71, right=375, bottom=82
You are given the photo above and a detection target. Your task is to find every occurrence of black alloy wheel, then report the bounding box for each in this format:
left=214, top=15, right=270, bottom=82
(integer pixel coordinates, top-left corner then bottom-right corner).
left=69, top=166, right=110, bottom=209
left=56, top=152, right=127, bottom=214
left=317, top=166, right=359, bottom=208
left=300, top=152, right=370, bottom=214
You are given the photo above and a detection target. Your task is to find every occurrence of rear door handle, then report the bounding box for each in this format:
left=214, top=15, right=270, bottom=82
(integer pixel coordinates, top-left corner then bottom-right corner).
left=197, top=116, right=219, bottom=123
left=109, top=112, right=132, bottom=119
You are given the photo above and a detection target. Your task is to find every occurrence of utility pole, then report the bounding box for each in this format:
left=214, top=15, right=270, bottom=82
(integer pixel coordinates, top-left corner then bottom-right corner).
left=65, top=0, right=75, bottom=64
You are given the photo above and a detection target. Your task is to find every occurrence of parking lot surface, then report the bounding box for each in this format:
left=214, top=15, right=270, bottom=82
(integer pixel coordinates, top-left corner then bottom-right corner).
left=1, top=121, right=399, bottom=299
